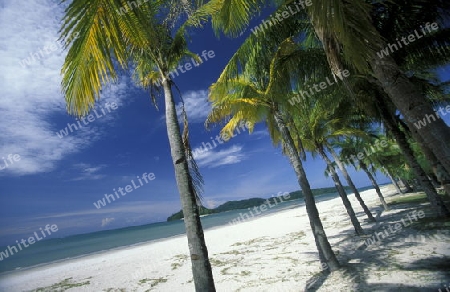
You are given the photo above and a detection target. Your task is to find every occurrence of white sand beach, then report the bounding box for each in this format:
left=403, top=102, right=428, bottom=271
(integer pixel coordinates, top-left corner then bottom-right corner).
left=0, top=185, right=449, bottom=292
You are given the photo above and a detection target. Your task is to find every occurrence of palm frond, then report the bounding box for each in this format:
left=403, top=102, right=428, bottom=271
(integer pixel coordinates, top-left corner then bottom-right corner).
left=306, top=0, right=382, bottom=74
left=60, top=0, right=158, bottom=116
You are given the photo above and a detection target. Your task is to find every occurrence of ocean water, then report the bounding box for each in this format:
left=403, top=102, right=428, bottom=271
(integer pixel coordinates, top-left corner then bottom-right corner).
left=0, top=187, right=372, bottom=275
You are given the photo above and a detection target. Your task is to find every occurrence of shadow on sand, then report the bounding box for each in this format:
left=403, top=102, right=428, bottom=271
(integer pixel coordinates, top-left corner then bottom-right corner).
left=304, top=200, right=450, bottom=291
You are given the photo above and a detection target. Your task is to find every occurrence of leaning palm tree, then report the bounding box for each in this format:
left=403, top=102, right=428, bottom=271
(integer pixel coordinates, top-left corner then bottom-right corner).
left=347, top=72, right=449, bottom=216
left=192, top=0, right=450, bottom=181
left=372, top=90, right=450, bottom=216
left=327, top=146, right=376, bottom=222
left=337, top=137, right=390, bottom=211
left=59, top=1, right=215, bottom=290
left=371, top=0, right=450, bottom=175
left=207, top=38, right=340, bottom=271
left=190, top=0, right=450, bottom=217
left=317, top=100, right=377, bottom=223
left=303, top=0, right=450, bottom=176
left=290, top=93, right=369, bottom=233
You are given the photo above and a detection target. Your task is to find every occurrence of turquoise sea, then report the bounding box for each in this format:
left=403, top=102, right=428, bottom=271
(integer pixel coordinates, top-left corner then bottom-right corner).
left=0, top=186, right=373, bottom=275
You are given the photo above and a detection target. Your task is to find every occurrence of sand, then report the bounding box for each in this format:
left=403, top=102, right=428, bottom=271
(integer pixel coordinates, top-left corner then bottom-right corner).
left=0, top=185, right=449, bottom=292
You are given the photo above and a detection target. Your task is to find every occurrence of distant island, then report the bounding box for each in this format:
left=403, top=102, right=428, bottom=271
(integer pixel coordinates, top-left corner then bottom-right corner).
left=167, top=186, right=352, bottom=221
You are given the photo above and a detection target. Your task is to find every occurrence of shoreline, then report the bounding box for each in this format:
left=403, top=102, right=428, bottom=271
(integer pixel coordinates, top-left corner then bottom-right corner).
left=1, top=184, right=448, bottom=291
left=0, top=197, right=304, bottom=277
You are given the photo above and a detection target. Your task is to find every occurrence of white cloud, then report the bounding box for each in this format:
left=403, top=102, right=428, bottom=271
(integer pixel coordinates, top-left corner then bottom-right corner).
left=250, top=130, right=269, bottom=138
left=101, top=217, right=115, bottom=227
left=176, top=90, right=211, bottom=122
left=71, top=163, right=107, bottom=181
left=203, top=199, right=222, bottom=209
left=194, top=145, right=246, bottom=168
left=0, top=0, right=131, bottom=176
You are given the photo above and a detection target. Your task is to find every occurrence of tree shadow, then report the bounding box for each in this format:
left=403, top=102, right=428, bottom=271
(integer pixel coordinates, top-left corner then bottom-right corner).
left=304, top=268, right=331, bottom=291
left=303, top=202, right=449, bottom=291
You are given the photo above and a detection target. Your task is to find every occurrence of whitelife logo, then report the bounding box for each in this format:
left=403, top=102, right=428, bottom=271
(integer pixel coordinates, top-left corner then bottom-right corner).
left=0, top=224, right=58, bottom=261
left=19, top=32, right=80, bottom=68
left=0, top=154, right=21, bottom=171
left=413, top=105, right=450, bottom=129
left=56, top=102, right=118, bottom=138
left=93, top=172, right=155, bottom=209
left=228, top=192, right=291, bottom=225
left=250, top=0, right=312, bottom=35
left=376, top=22, right=439, bottom=59
left=288, top=69, right=350, bottom=105
left=364, top=210, right=425, bottom=247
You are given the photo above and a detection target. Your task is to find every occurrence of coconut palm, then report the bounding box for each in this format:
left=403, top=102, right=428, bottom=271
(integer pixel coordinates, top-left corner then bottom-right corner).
left=346, top=70, right=450, bottom=216
left=327, top=146, right=376, bottom=222
left=191, top=0, right=450, bottom=179
left=337, top=137, right=390, bottom=211
left=364, top=140, right=413, bottom=189
left=372, top=91, right=450, bottom=216
left=361, top=162, right=389, bottom=207
left=289, top=92, right=370, bottom=233
left=195, top=2, right=370, bottom=234
left=318, top=102, right=377, bottom=223
left=188, top=0, right=450, bottom=217
left=207, top=38, right=340, bottom=271
left=303, top=0, right=450, bottom=176
left=59, top=1, right=215, bottom=290
left=341, top=75, right=450, bottom=216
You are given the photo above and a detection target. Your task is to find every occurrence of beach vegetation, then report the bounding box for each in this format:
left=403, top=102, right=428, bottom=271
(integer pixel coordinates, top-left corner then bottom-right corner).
left=34, top=277, right=91, bottom=292
left=209, top=258, right=227, bottom=267
left=390, top=192, right=448, bottom=206
left=138, top=277, right=168, bottom=287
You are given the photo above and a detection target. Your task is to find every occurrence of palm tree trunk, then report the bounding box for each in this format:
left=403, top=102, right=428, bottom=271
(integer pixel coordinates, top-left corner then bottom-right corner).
left=385, top=170, right=403, bottom=194
left=369, top=55, right=450, bottom=176
left=311, top=22, right=448, bottom=216
left=163, top=79, right=216, bottom=291
left=360, top=162, right=389, bottom=210
left=376, top=97, right=450, bottom=217
left=429, top=174, right=441, bottom=188
left=272, top=109, right=340, bottom=272
left=311, top=16, right=450, bottom=181
left=317, top=147, right=365, bottom=235
left=328, top=147, right=376, bottom=222
left=402, top=118, right=450, bottom=196
left=399, top=178, right=413, bottom=193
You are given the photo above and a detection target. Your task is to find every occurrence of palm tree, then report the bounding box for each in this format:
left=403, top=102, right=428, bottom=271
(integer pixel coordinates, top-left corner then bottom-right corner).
left=189, top=0, right=450, bottom=217
left=360, top=161, right=390, bottom=210
left=194, top=0, right=450, bottom=180
left=303, top=0, right=450, bottom=176
left=372, top=92, right=450, bottom=216
left=195, top=2, right=369, bottom=234
left=59, top=1, right=215, bottom=290
left=207, top=38, right=340, bottom=271
left=340, top=0, right=450, bottom=199
left=365, top=140, right=416, bottom=193
left=317, top=101, right=377, bottom=223
left=327, top=146, right=376, bottom=222
left=345, top=76, right=450, bottom=216
left=337, top=137, right=389, bottom=211
left=290, top=93, right=369, bottom=233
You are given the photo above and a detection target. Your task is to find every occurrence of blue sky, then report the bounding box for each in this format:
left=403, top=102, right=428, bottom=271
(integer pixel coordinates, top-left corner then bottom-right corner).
left=4, top=0, right=449, bottom=245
